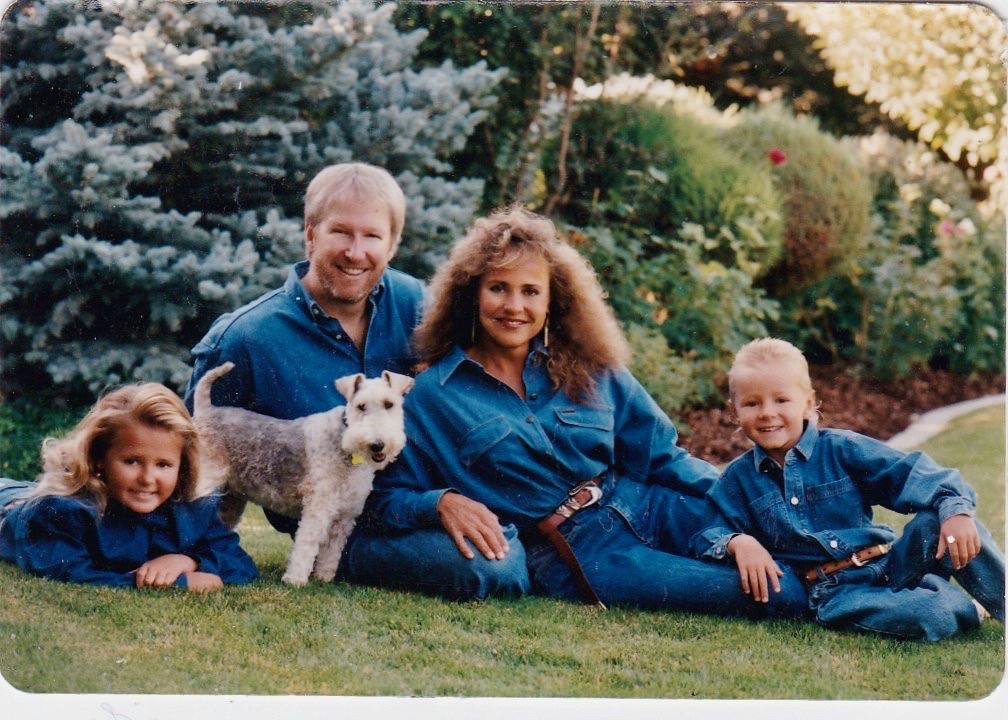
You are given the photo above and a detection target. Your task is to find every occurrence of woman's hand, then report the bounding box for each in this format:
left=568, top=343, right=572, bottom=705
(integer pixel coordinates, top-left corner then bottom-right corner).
left=727, top=534, right=783, bottom=603
left=937, top=513, right=981, bottom=570
left=134, top=554, right=198, bottom=588
left=437, top=491, right=509, bottom=561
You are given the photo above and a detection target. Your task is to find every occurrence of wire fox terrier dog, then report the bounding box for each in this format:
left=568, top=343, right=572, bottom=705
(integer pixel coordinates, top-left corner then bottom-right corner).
left=193, top=362, right=413, bottom=585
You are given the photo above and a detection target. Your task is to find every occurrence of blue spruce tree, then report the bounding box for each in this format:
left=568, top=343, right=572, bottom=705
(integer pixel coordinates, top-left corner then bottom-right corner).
left=1, top=0, right=503, bottom=401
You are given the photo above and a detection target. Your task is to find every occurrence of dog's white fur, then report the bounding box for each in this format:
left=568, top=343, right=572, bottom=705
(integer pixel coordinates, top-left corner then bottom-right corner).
left=193, top=362, right=413, bottom=585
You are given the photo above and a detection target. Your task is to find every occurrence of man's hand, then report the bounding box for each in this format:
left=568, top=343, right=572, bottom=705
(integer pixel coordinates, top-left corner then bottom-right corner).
left=437, top=492, right=509, bottom=561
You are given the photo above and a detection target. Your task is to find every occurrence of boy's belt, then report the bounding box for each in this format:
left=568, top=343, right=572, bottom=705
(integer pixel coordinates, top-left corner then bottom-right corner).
left=536, top=478, right=606, bottom=610
left=803, top=543, right=891, bottom=582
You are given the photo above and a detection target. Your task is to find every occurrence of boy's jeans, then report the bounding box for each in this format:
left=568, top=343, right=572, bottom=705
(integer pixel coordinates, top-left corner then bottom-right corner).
left=808, top=511, right=1005, bottom=641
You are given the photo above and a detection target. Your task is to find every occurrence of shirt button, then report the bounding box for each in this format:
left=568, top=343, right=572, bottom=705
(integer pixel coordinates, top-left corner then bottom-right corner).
left=790, top=496, right=800, bottom=505
left=529, top=393, right=538, bottom=401
left=829, top=540, right=838, bottom=549
left=526, top=416, right=535, bottom=423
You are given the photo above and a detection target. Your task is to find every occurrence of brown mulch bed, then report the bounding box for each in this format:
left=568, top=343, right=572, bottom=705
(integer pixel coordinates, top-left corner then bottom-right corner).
left=679, top=365, right=1006, bottom=465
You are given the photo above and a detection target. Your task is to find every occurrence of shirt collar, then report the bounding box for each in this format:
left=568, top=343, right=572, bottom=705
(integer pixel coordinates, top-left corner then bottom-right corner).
left=435, top=341, right=551, bottom=387
left=751, top=420, right=820, bottom=471
left=286, top=260, right=387, bottom=319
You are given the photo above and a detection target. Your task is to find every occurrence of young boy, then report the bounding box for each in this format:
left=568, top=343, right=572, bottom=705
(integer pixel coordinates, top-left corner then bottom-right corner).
left=691, top=337, right=1004, bottom=641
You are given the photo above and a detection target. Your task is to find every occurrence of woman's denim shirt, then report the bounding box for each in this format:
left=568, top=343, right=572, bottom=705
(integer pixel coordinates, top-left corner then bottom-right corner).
left=691, top=422, right=977, bottom=566
left=184, top=261, right=425, bottom=419
left=366, top=345, right=718, bottom=534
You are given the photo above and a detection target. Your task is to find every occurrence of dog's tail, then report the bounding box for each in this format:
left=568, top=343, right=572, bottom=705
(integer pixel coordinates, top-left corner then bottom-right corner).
left=192, top=361, right=235, bottom=416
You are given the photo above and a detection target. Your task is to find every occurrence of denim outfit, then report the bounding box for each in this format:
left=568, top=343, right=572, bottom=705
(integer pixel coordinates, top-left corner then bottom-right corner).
left=362, top=345, right=808, bottom=617
left=691, top=422, right=1005, bottom=640
left=0, top=483, right=258, bottom=588
left=184, top=262, right=529, bottom=599
left=184, top=261, right=425, bottom=419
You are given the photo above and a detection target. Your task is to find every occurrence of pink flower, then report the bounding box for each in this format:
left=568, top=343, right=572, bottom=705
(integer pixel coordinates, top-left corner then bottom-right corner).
left=768, top=148, right=788, bottom=166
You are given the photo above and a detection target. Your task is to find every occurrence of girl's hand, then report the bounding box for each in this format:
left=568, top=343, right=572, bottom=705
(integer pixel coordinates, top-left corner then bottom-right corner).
left=727, top=534, right=784, bottom=603
left=184, top=571, right=224, bottom=593
left=134, top=554, right=198, bottom=588
left=937, top=514, right=982, bottom=570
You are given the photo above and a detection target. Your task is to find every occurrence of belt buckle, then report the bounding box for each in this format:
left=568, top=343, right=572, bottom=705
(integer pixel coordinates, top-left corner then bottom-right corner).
left=556, top=481, right=602, bottom=518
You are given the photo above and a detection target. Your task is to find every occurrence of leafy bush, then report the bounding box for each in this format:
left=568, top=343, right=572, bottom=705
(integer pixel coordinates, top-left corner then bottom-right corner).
left=0, top=399, right=83, bottom=481
left=543, top=87, right=785, bottom=280
left=572, top=223, right=779, bottom=407
left=721, top=102, right=873, bottom=295
left=777, top=131, right=1005, bottom=377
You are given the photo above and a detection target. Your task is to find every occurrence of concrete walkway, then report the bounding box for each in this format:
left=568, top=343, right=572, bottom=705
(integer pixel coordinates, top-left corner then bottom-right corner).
left=886, top=394, right=1006, bottom=451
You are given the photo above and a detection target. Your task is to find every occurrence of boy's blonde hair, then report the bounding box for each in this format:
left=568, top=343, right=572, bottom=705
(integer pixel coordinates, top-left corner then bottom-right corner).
left=303, top=162, right=407, bottom=251
left=33, top=383, right=205, bottom=515
left=728, top=337, right=815, bottom=403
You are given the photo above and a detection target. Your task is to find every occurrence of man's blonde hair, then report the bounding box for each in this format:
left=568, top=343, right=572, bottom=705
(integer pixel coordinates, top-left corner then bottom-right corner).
left=304, top=162, right=406, bottom=251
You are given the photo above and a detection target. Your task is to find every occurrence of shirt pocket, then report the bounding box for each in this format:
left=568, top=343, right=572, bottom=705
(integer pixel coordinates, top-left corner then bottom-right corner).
left=806, top=476, right=863, bottom=529
left=749, top=490, right=791, bottom=548
left=551, top=406, right=615, bottom=459
left=458, top=416, right=512, bottom=468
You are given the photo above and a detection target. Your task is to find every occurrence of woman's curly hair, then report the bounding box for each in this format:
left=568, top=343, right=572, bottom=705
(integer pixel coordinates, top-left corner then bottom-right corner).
left=412, top=205, right=629, bottom=400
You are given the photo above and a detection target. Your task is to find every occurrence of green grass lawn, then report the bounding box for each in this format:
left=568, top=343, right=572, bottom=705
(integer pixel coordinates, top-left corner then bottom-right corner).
left=1, top=404, right=1004, bottom=712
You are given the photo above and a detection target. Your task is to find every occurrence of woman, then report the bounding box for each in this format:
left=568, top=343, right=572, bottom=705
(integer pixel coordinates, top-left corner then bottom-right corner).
left=364, top=206, right=806, bottom=616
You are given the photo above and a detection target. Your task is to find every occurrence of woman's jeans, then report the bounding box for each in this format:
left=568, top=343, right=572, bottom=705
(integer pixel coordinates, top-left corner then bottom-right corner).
left=807, top=511, right=1005, bottom=641
left=339, top=522, right=532, bottom=601
left=526, top=482, right=809, bottom=619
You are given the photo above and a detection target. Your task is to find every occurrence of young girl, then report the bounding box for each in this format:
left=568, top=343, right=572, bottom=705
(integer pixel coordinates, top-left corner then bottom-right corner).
left=691, top=337, right=1004, bottom=641
left=0, top=383, right=258, bottom=591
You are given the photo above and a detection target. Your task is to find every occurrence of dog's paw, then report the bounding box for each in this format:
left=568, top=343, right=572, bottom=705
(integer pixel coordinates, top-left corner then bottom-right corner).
left=281, top=572, right=310, bottom=586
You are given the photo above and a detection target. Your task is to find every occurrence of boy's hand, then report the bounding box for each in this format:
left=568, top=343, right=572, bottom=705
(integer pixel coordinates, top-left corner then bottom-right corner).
left=727, top=534, right=784, bottom=602
left=937, top=514, right=981, bottom=570
left=135, top=554, right=198, bottom=588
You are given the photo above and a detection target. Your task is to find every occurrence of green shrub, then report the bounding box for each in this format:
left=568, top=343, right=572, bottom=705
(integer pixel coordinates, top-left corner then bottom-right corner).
left=542, top=88, right=785, bottom=279
left=573, top=223, right=779, bottom=408
left=721, top=102, right=873, bottom=295
left=0, top=399, right=83, bottom=481
left=776, top=131, right=1005, bottom=377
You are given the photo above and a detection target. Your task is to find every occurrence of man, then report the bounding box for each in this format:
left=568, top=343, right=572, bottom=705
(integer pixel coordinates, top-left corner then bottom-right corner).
left=185, top=162, right=529, bottom=599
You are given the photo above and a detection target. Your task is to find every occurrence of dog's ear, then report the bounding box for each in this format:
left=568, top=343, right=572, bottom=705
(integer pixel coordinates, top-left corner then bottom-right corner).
left=381, top=370, right=415, bottom=396
left=334, top=373, right=365, bottom=402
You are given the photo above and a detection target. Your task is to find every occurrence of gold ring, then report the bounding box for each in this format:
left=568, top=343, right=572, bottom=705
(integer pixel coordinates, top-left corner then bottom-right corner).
left=946, top=535, right=957, bottom=544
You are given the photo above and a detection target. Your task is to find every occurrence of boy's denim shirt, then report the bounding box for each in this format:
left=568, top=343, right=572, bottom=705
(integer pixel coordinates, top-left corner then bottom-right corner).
left=184, top=260, right=425, bottom=419
left=692, top=422, right=977, bottom=567
left=365, top=344, right=718, bottom=536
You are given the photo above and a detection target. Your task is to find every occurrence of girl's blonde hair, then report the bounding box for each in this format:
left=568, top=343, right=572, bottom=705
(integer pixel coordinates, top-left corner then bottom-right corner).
left=412, top=205, right=629, bottom=400
left=33, top=383, right=204, bottom=515
left=728, top=337, right=820, bottom=422
left=303, top=162, right=407, bottom=251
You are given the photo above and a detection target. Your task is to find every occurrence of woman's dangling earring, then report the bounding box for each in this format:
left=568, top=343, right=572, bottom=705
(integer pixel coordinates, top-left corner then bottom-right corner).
left=543, top=313, right=549, bottom=348
left=470, top=307, right=478, bottom=345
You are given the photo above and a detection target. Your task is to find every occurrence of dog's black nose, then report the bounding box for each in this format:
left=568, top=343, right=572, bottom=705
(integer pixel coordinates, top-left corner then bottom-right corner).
left=369, top=441, right=386, bottom=453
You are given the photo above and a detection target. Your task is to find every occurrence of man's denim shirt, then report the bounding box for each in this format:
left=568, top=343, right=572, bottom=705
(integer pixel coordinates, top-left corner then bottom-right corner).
left=184, top=261, right=425, bottom=419
left=691, top=422, right=977, bottom=567
left=365, top=344, right=718, bottom=536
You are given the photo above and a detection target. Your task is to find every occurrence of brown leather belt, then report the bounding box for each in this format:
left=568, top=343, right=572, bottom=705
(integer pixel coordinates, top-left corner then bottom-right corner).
left=803, top=543, right=891, bottom=582
left=536, top=478, right=606, bottom=610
